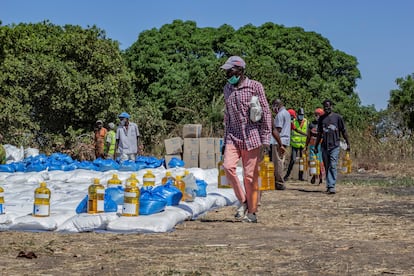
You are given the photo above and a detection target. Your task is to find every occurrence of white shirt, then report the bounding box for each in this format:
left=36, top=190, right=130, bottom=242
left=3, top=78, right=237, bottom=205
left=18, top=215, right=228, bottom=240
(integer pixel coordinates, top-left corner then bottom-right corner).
left=115, top=122, right=140, bottom=154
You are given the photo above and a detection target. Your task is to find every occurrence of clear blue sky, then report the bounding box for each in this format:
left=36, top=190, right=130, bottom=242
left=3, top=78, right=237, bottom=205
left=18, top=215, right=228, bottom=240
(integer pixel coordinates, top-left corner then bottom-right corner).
left=2, top=0, right=413, bottom=110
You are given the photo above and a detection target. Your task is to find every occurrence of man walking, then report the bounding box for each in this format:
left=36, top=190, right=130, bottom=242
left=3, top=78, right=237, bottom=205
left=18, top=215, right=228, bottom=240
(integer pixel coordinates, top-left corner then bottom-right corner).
left=271, top=99, right=291, bottom=190
left=314, top=99, right=350, bottom=194
left=220, top=56, right=272, bottom=223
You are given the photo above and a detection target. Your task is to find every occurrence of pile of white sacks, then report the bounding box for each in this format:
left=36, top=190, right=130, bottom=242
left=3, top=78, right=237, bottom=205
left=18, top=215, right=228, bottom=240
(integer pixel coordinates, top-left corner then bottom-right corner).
left=0, top=145, right=240, bottom=233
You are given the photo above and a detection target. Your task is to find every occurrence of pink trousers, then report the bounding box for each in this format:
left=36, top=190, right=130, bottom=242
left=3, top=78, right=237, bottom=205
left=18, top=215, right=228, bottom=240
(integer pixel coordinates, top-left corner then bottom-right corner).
left=223, top=144, right=260, bottom=214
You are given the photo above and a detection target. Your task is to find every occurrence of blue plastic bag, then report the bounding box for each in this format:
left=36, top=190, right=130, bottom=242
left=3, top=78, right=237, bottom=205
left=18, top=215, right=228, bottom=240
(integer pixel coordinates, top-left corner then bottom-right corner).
left=118, top=160, right=138, bottom=171
left=25, top=162, right=47, bottom=172
left=167, top=157, right=185, bottom=168
left=0, top=164, right=14, bottom=173
left=75, top=195, right=88, bottom=214
left=139, top=186, right=167, bottom=215
left=195, top=179, right=208, bottom=197
left=105, top=186, right=125, bottom=205
left=136, top=156, right=164, bottom=168
left=11, top=162, right=25, bottom=172
left=74, top=161, right=96, bottom=170
left=153, top=179, right=182, bottom=206
left=75, top=194, right=118, bottom=213
left=94, top=158, right=120, bottom=172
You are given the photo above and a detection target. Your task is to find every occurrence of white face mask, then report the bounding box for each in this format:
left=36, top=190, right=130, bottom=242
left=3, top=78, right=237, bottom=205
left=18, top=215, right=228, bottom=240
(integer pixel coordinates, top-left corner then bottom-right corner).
left=120, top=119, right=127, bottom=126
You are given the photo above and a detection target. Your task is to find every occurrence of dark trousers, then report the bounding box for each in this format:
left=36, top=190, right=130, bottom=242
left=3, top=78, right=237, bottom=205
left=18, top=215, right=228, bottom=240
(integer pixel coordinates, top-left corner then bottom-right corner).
left=284, top=147, right=304, bottom=180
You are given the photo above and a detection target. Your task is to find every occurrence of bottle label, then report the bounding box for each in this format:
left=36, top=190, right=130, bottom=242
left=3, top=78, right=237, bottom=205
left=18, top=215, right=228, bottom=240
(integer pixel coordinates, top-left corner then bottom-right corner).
left=123, top=203, right=138, bottom=215
left=97, top=189, right=105, bottom=194
left=108, top=183, right=121, bottom=187
left=310, top=167, right=317, bottom=175
left=143, top=177, right=155, bottom=182
left=124, top=192, right=137, bottom=198
left=220, top=175, right=228, bottom=185
left=0, top=192, right=4, bottom=197
left=35, top=193, right=49, bottom=199
left=97, top=200, right=104, bottom=211
left=299, top=164, right=304, bottom=171
left=33, top=204, right=49, bottom=216
left=258, top=177, right=262, bottom=188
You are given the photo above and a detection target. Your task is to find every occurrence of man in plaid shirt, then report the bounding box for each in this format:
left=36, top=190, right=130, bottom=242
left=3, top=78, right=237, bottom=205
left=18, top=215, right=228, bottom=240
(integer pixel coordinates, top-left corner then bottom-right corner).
left=220, top=56, right=272, bottom=223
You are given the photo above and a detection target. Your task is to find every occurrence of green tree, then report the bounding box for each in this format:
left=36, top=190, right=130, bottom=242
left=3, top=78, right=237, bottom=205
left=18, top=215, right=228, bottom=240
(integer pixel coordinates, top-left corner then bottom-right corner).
left=389, top=73, right=414, bottom=131
left=125, top=21, right=364, bottom=135
left=0, top=21, right=135, bottom=149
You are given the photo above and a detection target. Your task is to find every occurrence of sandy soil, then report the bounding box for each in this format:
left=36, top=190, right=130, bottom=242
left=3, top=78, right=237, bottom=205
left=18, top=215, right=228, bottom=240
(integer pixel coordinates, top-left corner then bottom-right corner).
left=1, top=171, right=413, bottom=275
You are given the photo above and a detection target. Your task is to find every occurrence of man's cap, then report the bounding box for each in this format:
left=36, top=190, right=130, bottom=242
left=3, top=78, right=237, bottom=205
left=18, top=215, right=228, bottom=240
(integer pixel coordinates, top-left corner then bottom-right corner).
left=297, top=108, right=305, bottom=115
left=220, top=56, right=246, bottom=70
left=118, top=112, right=130, bottom=119
left=96, top=120, right=103, bottom=124
left=314, top=108, right=324, bottom=115
left=288, top=109, right=297, bottom=118
left=108, top=122, right=115, bottom=129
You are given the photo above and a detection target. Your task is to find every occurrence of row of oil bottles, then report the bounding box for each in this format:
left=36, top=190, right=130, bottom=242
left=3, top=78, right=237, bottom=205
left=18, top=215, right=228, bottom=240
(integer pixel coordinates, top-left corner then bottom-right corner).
left=217, top=151, right=352, bottom=190
left=0, top=169, right=192, bottom=217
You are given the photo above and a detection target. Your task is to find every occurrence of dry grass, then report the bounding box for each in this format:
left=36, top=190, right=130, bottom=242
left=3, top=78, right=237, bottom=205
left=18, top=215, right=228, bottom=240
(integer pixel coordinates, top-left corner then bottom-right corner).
left=0, top=167, right=413, bottom=275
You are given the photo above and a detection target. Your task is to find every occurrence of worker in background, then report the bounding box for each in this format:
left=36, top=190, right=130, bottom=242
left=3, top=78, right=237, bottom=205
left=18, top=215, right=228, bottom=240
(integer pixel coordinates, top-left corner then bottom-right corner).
left=94, top=120, right=107, bottom=159
left=104, top=122, right=116, bottom=159
left=284, top=108, right=308, bottom=181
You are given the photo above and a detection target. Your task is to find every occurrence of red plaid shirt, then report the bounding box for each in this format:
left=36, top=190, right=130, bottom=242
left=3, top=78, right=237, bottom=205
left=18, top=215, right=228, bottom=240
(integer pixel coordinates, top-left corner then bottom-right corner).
left=223, top=77, right=272, bottom=151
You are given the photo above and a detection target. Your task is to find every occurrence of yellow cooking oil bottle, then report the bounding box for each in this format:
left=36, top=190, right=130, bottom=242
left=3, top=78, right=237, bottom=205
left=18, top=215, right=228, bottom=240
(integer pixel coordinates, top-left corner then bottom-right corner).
left=183, top=169, right=190, bottom=176
left=299, top=156, right=304, bottom=174
left=107, top=173, right=122, bottom=188
left=87, top=178, right=105, bottom=214
left=217, top=157, right=231, bottom=188
left=126, top=173, right=140, bottom=186
left=0, top=185, right=5, bottom=214
left=143, top=170, right=156, bottom=187
left=33, top=182, right=51, bottom=217
left=309, top=155, right=318, bottom=176
left=341, top=151, right=352, bottom=174
left=162, top=171, right=175, bottom=185
left=258, top=155, right=275, bottom=190
left=122, top=180, right=140, bottom=216
left=302, top=151, right=308, bottom=172
left=174, top=175, right=186, bottom=201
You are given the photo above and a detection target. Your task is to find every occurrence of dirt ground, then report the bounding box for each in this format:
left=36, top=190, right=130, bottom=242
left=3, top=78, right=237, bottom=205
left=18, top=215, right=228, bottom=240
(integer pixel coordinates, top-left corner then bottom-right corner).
left=1, top=168, right=413, bottom=275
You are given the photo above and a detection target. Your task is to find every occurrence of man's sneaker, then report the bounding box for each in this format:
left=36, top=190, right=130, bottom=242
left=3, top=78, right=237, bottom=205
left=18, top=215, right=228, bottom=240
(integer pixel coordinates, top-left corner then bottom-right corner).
left=326, top=187, right=336, bottom=194
left=242, top=213, right=257, bottom=223
left=234, top=203, right=247, bottom=219
left=310, top=175, right=316, bottom=184
left=276, top=183, right=286, bottom=190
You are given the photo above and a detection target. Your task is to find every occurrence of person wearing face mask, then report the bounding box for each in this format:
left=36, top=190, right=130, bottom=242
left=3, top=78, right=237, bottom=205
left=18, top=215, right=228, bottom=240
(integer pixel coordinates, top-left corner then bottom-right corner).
left=305, top=108, right=325, bottom=184
left=220, top=56, right=272, bottom=223
left=314, top=99, right=350, bottom=194
left=94, top=120, right=108, bottom=159
left=284, top=108, right=308, bottom=181
left=115, top=112, right=141, bottom=162
left=271, top=99, right=291, bottom=191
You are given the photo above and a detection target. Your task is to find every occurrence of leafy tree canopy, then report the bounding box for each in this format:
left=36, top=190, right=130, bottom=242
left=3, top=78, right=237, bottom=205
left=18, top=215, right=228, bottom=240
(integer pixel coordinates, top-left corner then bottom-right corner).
left=0, top=19, right=378, bottom=155
left=125, top=20, right=367, bottom=134
left=389, top=73, right=414, bottom=131
left=0, top=21, right=135, bottom=148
